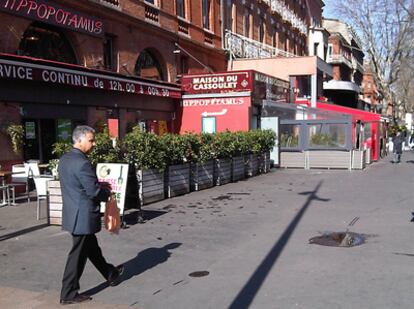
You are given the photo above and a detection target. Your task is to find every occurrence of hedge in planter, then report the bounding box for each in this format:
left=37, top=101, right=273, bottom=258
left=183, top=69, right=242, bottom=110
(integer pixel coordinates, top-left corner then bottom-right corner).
left=190, top=133, right=215, bottom=191
left=244, top=130, right=261, bottom=177
left=212, top=131, right=233, bottom=185
left=124, top=127, right=166, bottom=205
left=256, top=129, right=276, bottom=173
left=160, top=133, right=192, bottom=198
left=243, top=130, right=276, bottom=176
left=231, top=131, right=249, bottom=182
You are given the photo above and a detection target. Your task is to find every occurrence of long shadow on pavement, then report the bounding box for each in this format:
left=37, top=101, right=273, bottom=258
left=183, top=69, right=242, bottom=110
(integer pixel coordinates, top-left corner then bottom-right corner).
left=83, top=242, right=182, bottom=296
left=228, top=181, right=329, bottom=309
left=0, top=223, right=49, bottom=242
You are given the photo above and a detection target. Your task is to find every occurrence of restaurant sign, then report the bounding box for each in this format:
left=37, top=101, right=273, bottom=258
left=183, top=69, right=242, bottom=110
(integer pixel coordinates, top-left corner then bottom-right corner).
left=181, top=71, right=252, bottom=94
left=182, top=97, right=246, bottom=107
left=0, top=0, right=104, bottom=37
left=181, top=70, right=289, bottom=102
left=0, top=57, right=181, bottom=98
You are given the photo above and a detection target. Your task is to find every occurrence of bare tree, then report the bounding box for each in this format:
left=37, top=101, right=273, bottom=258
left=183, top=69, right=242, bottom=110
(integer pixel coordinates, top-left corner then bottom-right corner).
left=326, top=0, right=414, bottom=119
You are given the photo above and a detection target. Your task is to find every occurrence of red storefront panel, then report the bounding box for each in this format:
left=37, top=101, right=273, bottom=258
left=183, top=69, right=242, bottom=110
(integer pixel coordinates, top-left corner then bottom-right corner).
left=179, top=96, right=251, bottom=133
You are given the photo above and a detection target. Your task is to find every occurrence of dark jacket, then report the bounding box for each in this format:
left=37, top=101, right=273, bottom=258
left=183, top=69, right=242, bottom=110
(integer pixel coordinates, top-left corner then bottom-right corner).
left=393, top=134, right=403, bottom=154
left=59, top=148, right=110, bottom=235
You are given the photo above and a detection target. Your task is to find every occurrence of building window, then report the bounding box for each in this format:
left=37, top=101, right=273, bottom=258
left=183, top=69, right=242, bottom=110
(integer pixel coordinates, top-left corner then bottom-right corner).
left=135, top=49, right=164, bottom=81
left=313, top=42, right=319, bottom=56
left=18, top=22, right=77, bottom=64
left=176, top=0, right=185, bottom=18
left=180, top=56, right=188, bottom=75
left=103, top=35, right=115, bottom=70
left=259, top=19, right=265, bottom=43
left=244, top=8, right=250, bottom=37
left=272, top=30, right=277, bottom=48
left=327, top=44, right=333, bottom=57
left=225, top=0, right=233, bottom=32
left=202, top=0, right=211, bottom=29
left=231, top=3, right=236, bottom=32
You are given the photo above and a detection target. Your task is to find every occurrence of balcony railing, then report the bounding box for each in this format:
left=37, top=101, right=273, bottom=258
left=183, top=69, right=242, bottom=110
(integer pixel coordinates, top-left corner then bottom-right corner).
left=145, top=3, right=159, bottom=23
left=271, top=0, right=307, bottom=35
left=352, top=58, right=364, bottom=74
left=326, top=54, right=353, bottom=69
left=204, top=30, right=214, bottom=45
left=94, top=0, right=121, bottom=9
left=178, top=18, right=190, bottom=36
left=224, top=30, right=296, bottom=59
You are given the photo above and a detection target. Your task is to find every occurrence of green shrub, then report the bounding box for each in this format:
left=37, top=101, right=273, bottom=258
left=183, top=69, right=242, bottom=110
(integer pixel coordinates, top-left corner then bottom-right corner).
left=6, top=123, right=24, bottom=155
left=230, top=131, right=249, bottom=156
left=244, top=130, right=262, bottom=154
left=256, top=129, right=277, bottom=152
left=52, top=141, right=72, bottom=158
left=212, top=131, right=235, bottom=159
left=88, top=127, right=123, bottom=165
left=182, top=132, right=202, bottom=163
left=160, top=133, right=193, bottom=165
left=199, top=133, right=216, bottom=162
left=123, top=126, right=166, bottom=171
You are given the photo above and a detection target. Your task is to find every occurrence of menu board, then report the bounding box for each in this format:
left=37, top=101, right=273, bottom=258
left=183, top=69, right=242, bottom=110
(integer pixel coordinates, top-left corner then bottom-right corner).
left=96, top=163, right=129, bottom=215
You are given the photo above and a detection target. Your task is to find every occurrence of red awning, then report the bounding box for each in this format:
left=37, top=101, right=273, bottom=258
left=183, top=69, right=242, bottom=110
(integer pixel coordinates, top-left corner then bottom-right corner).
left=297, top=101, right=381, bottom=122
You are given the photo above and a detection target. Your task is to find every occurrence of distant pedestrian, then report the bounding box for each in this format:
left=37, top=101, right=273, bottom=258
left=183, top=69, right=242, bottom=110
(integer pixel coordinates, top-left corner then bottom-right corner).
left=392, top=130, right=404, bottom=163
left=410, top=132, right=414, bottom=149
left=59, top=125, right=124, bottom=305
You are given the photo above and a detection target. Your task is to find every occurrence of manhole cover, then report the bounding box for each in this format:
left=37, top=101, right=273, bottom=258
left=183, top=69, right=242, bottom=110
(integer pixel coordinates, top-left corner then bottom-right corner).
left=188, top=271, right=210, bottom=277
left=309, top=232, right=365, bottom=247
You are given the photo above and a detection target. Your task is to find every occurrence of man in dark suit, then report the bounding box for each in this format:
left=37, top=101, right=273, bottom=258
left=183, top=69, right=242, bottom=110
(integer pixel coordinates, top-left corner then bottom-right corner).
left=59, top=125, right=123, bottom=305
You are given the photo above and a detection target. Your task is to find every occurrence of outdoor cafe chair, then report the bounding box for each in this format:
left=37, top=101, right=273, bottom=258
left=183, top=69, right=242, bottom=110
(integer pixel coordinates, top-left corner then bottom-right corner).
left=8, top=162, right=53, bottom=204
left=8, top=164, right=30, bottom=203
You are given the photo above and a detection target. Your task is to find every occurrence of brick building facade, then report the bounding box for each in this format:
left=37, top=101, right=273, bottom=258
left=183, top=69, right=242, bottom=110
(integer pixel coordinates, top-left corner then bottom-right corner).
left=323, top=18, right=365, bottom=109
left=223, top=0, right=311, bottom=60
left=0, top=0, right=227, bottom=165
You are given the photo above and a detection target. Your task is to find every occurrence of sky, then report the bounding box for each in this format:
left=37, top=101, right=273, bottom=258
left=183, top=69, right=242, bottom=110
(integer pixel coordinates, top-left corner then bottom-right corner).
left=322, top=0, right=338, bottom=19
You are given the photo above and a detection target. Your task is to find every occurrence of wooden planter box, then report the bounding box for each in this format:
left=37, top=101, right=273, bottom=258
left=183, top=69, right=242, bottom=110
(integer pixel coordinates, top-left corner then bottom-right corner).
left=259, top=151, right=271, bottom=173
left=280, top=151, right=306, bottom=168
left=232, top=156, right=245, bottom=182
left=137, top=169, right=165, bottom=205
left=48, top=180, right=62, bottom=226
left=245, top=154, right=259, bottom=177
left=165, top=163, right=190, bottom=198
left=308, top=150, right=351, bottom=170
left=191, top=160, right=214, bottom=191
left=352, top=150, right=366, bottom=170
left=214, top=158, right=232, bottom=186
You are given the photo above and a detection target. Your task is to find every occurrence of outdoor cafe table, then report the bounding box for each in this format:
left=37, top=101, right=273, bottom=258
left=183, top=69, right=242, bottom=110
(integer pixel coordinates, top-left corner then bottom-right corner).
left=0, top=170, right=24, bottom=207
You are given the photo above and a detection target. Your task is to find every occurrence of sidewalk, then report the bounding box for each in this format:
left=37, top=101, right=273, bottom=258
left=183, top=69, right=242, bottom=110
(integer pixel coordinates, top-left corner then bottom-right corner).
left=1, top=151, right=414, bottom=308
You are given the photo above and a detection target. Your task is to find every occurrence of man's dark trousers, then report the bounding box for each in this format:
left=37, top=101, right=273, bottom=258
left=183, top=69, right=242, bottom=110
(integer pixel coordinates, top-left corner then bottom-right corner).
left=60, top=234, right=115, bottom=300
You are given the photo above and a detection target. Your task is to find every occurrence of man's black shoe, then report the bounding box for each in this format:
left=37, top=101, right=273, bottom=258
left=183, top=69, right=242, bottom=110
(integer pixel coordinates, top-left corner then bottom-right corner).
left=107, top=265, right=124, bottom=286
left=60, top=294, right=92, bottom=305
